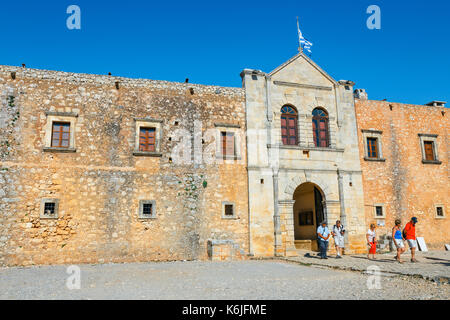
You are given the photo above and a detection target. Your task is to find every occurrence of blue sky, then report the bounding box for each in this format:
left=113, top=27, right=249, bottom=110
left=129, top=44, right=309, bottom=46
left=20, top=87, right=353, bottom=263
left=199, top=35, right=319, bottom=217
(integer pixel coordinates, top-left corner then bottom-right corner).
left=1, top=0, right=449, bottom=105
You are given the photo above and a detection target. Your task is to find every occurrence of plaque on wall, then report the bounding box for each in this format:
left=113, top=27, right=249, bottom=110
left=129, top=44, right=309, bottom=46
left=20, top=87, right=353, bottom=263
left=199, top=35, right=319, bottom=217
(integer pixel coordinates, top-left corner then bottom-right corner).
left=299, top=211, right=314, bottom=226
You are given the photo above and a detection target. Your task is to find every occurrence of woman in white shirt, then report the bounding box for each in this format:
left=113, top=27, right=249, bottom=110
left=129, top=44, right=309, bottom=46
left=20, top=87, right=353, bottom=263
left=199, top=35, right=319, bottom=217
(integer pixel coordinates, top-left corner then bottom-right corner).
left=366, top=223, right=377, bottom=260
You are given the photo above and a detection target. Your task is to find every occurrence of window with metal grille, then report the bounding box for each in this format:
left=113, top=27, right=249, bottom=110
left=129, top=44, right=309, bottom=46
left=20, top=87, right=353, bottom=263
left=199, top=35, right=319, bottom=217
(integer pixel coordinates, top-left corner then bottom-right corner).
left=139, top=200, right=156, bottom=219
left=424, top=141, right=435, bottom=161
left=139, top=127, right=156, bottom=152
left=51, top=122, right=70, bottom=147
left=375, top=206, right=383, bottom=217
left=281, top=105, right=298, bottom=145
left=312, top=108, right=329, bottom=147
left=221, top=132, right=235, bottom=156
left=142, top=203, right=152, bottom=215
left=44, top=202, right=56, bottom=215
left=224, top=204, right=234, bottom=216
left=367, top=137, right=378, bottom=158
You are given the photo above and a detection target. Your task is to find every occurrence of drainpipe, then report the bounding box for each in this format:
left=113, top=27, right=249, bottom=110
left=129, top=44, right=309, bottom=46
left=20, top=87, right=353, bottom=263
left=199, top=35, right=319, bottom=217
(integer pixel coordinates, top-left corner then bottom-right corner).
left=273, top=170, right=281, bottom=256
left=264, top=74, right=281, bottom=256
left=337, top=169, right=348, bottom=247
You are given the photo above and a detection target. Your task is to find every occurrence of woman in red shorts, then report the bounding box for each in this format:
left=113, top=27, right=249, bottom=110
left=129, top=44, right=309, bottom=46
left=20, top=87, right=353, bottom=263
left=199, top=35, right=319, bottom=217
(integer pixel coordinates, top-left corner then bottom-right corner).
left=366, top=223, right=377, bottom=260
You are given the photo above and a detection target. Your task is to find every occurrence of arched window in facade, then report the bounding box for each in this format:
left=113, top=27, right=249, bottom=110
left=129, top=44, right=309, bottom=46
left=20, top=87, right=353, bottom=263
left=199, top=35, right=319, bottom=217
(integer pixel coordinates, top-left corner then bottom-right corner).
left=281, top=105, right=298, bottom=145
left=312, top=108, right=329, bottom=147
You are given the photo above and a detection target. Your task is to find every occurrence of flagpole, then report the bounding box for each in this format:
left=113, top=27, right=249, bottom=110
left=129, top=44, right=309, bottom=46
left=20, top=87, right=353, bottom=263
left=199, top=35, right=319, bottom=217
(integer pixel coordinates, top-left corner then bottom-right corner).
left=297, top=16, right=303, bottom=53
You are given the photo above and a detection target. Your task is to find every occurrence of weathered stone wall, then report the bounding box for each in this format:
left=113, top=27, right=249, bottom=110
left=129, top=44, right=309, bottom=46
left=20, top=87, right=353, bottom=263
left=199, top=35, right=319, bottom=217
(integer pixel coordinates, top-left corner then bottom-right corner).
left=242, top=53, right=367, bottom=256
left=355, top=99, right=449, bottom=249
left=0, top=65, right=249, bottom=266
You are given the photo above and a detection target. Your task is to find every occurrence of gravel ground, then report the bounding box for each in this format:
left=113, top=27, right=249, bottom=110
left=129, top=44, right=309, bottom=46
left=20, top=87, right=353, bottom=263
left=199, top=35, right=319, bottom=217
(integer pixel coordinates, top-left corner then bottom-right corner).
left=0, top=260, right=448, bottom=300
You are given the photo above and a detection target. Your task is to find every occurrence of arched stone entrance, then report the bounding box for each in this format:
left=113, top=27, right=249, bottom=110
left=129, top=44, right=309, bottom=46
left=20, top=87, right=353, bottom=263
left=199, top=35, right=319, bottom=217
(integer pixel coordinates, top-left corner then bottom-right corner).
left=292, top=182, right=327, bottom=251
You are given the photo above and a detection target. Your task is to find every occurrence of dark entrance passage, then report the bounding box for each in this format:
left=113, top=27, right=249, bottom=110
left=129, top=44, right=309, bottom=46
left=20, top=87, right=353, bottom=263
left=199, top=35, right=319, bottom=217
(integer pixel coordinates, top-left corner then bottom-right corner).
left=293, top=183, right=326, bottom=251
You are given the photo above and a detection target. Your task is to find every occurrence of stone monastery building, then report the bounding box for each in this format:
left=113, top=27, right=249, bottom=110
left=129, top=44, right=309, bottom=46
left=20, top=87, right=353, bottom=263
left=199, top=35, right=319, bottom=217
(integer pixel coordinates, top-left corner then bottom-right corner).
left=0, top=52, right=448, bottom=266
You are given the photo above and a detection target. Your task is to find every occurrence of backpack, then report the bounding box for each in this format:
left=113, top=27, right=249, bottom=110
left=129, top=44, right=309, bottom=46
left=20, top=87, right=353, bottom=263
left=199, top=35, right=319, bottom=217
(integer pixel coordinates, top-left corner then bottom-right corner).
left=402, top=223, right=409, bottom=239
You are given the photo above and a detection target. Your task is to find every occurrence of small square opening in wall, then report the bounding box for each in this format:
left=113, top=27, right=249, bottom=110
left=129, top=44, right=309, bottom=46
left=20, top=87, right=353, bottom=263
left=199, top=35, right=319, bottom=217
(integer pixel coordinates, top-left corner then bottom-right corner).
left=373, top=204, right=385, bottom=218
left=139, top=200, right=156, bottom=219
left=44, top=202, right=56, bottom=215
left=222, top=202, right=236, bottom=219
left=40, top=199, right=59, bottom=219
left=435, top=205, right=445, bottom=219
left=375, top=206, right=383, bottom=217
left=225, top=205, right=234, bottom=216
left=142, top=203, right=152, bottom=215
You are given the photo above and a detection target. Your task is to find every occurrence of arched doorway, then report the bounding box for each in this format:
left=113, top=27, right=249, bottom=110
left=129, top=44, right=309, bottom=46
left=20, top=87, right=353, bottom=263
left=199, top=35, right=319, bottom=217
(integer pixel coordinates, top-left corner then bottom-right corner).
left=292, top=182, right=326, bottom=251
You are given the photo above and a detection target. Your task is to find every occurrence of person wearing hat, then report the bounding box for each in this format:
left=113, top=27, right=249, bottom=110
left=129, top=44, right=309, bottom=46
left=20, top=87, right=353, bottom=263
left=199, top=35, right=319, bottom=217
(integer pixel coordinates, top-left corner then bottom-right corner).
left=317, top=221, right=331, bottom=259
left=404, top=217, right=419, bottom=262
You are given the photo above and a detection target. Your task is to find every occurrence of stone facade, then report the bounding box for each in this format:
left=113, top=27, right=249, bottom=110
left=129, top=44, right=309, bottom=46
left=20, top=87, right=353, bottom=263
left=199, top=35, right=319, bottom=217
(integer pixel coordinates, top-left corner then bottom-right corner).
left=242, top=53, right=367, bottom=256
left=0, top=52, right=448, bottom=267
left=0, top=65, right=249, bottom=266
left=355, top=98, right=449, bottom=249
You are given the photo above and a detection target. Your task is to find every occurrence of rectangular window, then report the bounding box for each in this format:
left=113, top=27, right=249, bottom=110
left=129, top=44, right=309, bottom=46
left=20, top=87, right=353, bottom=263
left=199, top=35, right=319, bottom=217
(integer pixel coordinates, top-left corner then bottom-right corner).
left=367, top=137, right=378, bottom=158
left=44, top=202, right=56, bottom=215
left=224, top=204, right=234, bottom=216
left=51, top=122, right=71, bottom=148
left=436, top=206, right=444, bottom=217
left=142, top=203, right=153, bottom=215
left=40, top=198, right=59, bottom=219
left=139, top=127, right=156, bottom=152
left=375, top=206, right=383, bottom=217
left=221, top=132, right=235, bottom=156
left=222, top=202, right=236, bottom=219
left=424, top=141, right=435, bottom=161
left=138, top=200, right=156, bottom=219
left=281, top=116, right=298, bottom=145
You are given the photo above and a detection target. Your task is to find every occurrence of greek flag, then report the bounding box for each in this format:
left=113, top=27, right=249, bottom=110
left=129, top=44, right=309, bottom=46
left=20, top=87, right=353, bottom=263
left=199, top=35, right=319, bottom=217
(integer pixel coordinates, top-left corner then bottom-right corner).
left=297, top=17, right=313, bottom=54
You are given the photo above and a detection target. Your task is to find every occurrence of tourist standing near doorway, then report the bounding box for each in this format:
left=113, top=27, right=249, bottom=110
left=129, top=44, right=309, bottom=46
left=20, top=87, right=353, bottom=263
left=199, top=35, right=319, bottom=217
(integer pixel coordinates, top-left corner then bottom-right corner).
left=317, top=221, right=331, bottom=259
left=392, top=219, right=406, bottom=263
left=332, top=220, right=345, bottom=259
left=404, top=217, right=419, bottom=263
left=366, top=223, right=377, bottom=260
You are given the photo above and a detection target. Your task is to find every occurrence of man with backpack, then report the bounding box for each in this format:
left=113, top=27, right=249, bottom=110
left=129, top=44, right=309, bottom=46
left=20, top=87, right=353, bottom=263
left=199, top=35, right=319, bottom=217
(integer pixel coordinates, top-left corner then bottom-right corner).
left=332, top=220, right=345, bottom=259
left=403, top=217, right=418, bottom=263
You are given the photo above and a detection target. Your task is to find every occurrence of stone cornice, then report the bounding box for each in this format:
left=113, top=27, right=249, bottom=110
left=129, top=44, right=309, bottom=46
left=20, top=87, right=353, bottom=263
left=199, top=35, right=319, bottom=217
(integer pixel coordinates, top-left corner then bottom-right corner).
left=214, top=122, right=241, bottom=128
left=273, top=81, right=333, bottom=91
left=45, top=111, right=78, bottom=118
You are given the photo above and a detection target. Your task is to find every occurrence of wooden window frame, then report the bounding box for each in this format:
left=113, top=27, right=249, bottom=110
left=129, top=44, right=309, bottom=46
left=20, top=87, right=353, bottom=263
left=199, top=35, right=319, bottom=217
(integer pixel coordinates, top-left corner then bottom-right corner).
left=43, top=112, right=77, bottom=153
left=221, top=131, right=235, bottom=157
left=367, top=137, right=379, bottom=159
left=133, top=118, right=163, bottom=157
left=418, top=134, right=441, bottom=164
left=362, top=130, right=385, bottom=162
left=312, top=108, right=330, bottom=148
left=51, top=122, right=71, bottom=148
left=139, top=127, right=156, bottom=152
left=281, top=106, right=298, bottom=146
left=423, top=141, right=435, bottom=161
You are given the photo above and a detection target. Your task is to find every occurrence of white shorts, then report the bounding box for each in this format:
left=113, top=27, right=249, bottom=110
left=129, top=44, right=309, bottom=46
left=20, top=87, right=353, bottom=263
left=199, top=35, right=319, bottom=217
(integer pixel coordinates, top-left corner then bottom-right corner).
left=407, top=239, right=417, bottom=248
left=394, top=239, right=404, bottom=248
left=334, top=236, right=345, bottom=248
